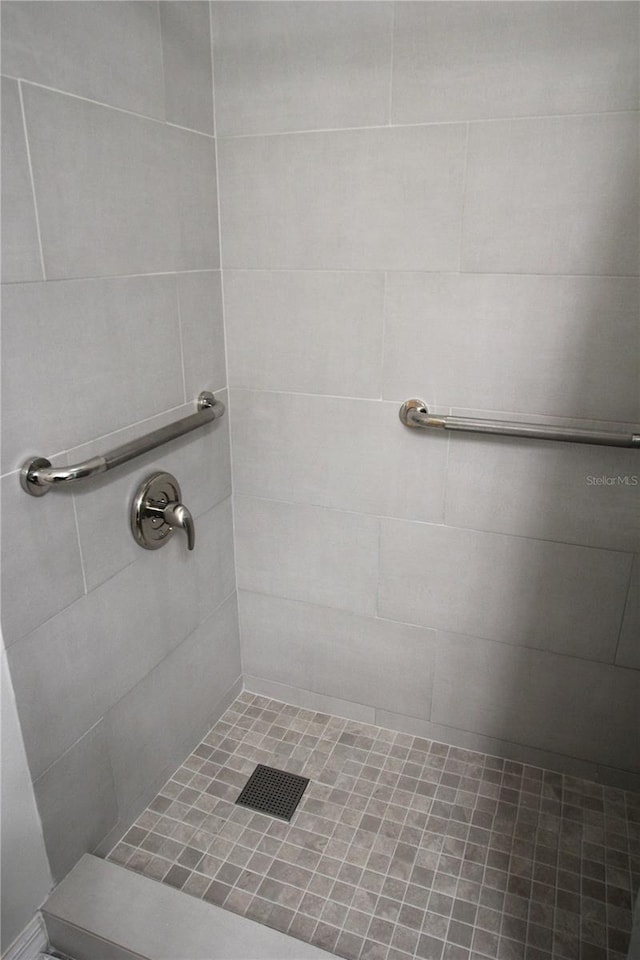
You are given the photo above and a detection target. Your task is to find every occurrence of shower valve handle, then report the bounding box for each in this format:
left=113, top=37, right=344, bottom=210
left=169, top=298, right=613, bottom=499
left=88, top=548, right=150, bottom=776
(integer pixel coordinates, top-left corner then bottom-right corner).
left=131, top=472, right=195, bottom=552
left=162, top=501, right=195, bottom=551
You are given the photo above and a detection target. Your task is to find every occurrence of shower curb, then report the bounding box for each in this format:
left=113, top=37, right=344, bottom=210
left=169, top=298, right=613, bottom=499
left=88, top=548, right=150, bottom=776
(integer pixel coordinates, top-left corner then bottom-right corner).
left=42, top=855, right=335, bottom=960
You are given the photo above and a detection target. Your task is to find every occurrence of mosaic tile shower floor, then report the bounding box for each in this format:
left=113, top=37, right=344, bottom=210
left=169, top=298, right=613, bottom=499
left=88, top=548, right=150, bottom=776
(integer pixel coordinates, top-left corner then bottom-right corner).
left=107, top=692, right=638, bottom=960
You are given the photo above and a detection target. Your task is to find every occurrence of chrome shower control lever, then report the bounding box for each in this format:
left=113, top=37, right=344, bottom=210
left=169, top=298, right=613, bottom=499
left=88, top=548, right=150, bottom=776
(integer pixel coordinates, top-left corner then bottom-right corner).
left=161, top=502, right=195, bottom=550
left=131, top=472, right=195, bottom=552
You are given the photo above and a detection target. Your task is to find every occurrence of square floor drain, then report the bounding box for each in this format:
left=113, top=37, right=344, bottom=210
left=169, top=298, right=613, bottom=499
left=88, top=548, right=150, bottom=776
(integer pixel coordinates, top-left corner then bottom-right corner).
left=235, top=764, right=309, bottom=821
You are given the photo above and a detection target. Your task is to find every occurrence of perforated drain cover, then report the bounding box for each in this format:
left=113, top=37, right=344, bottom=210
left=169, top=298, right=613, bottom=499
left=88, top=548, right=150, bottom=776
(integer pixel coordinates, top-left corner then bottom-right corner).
left=235, top=764, right=309, bottom=821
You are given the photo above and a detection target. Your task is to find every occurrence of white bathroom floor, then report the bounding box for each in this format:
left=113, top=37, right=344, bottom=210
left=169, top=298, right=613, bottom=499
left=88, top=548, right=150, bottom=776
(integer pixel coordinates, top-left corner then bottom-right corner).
left=107, top=691, right=638, bottom=960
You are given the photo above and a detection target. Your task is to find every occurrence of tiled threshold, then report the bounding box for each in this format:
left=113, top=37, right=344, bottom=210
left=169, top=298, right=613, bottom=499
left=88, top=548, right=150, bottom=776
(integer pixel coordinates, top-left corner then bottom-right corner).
left=42, top=855, right=333, bottom=960
left=105, top=691, right=639, bottom=960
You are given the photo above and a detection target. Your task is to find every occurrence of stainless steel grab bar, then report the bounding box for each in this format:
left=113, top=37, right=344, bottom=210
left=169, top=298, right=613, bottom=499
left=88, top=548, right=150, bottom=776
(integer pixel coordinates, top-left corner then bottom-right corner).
left=21, top=391, right=225, bottom=496
left=399, top=399, right=640, bottom=449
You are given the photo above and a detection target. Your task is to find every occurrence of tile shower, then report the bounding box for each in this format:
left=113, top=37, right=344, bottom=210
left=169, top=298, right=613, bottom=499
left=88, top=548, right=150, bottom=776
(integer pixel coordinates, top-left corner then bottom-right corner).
left=107, top=692, right=638, bottom=960
left=1, top=2, right=638, bottom=959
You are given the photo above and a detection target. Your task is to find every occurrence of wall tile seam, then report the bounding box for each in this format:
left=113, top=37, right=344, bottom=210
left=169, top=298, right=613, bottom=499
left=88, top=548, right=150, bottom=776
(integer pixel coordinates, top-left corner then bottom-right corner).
left=209, top=0, right=217, bottom=139
left=155, top=0, right=169, bottom=140
left=386, top=2, right=396, bottom=126
left=173, top=275, right=189, bottom=405
left=215, top=108, right=640, bottom=142
left=613, top=555, right=638, bottom=666
left=427, top=625, right=640, bottom=674
left=99, top=673, right=244, bottom=856
left=374, top=270, right=387, bottom=401
left=232, top=492, right=637, bottom=559
left=3, top=493, right=235, bottom=654
left=16, top=80, right=46, bottom=280
left=241, top=675, right=383, bottom=729
left=237, top=586, right=637, bottom=673
left=0, top=268, right=224, bottom=288
left=457, top=123, right=471, bottom=272
left=376, top=509, right=638, bottom=558
left=70, top=494, right=88, bottom=597
left=199, top=267, right=640, bottom=279
left=30, top=716, right=114, bottom=791
left=26, top=589, right=240, bottom=789
left=219, top=266, right=640, bottom=281
left=6, top=75, right=217, bottom=139
left=228, top=385, right=639, bottom=427
left=212, top=2, right=243, bottom=653
left=0, top=387, right=230, bottom=481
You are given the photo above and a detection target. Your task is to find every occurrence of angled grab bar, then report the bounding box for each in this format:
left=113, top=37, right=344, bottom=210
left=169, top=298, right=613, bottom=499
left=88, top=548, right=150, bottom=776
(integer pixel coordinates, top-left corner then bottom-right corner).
left=399, top=399, right=640, bottom=449
left=21, top=391, right=225, bottom=496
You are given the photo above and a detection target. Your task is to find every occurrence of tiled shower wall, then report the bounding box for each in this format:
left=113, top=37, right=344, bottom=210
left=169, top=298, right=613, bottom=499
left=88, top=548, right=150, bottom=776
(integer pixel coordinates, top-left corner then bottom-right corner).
left=215, top=3, right=640, bottom=788
left=1, top=2, right=241, bottom=882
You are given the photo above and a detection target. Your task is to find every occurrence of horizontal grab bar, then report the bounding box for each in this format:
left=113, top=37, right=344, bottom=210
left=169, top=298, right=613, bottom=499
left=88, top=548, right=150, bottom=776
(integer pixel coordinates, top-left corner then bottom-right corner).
left=21, top=391, right=225, bottom=496
left=399, top=399, right=640, bottom=449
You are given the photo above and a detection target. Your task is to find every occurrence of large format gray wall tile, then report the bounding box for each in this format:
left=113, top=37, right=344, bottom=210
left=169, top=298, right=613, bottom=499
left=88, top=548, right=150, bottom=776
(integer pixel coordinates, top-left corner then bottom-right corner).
left=432, top=631, right=640, bottom=772
left=616, top=558, right=639, bottom=670
left=177, top=272, right=227, bottom=397
left=235, top=497, right=379, bottom=616
left=1, top=1, right=164, bottom=117
left=224, top=270, right=384, bottom=398
left=1, top=78, right=42, bottom=283
left=1, top=472, right=85, bottom=646
left=445, top=434, right=640, bottom=552
left=239, top=591, right=435, bottom=720
left=378, top=519, right=632, bottom=662
left=192, top=499, right=237, bottom=622
left=106, top=594, right=240, bottom=813
left=391, top=2, right=639, bottom=124
left=71, top=403, right=231, bottom=591
left=7, top=500, right=233, bottom=781
left=160, top=1, right=213, bottom=134
left=382, top=273, right=640, bottom=422
left=33, top=721, right=118, bottom=882
left=462, top=112, right=639, bottom=276
left=22, top=84, right=218, bottom=279
left=231, top=390, right=447, bottom=522
left=1, top=276, right=184, bottom=475
left=218, top=124, right=467, bottom=270
left=211, top=1, right=392, bottom=136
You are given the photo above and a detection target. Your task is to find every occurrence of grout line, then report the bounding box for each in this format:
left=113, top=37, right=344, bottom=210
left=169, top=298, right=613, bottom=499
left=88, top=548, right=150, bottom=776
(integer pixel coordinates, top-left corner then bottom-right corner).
left=209, top=1, right=217, bottom=140
left=228, top=384, right=639, bottom=428
left=3, top=267, right=638, bottom=285
left=173, top=278, right=189, bottom=404
left=11, top=77, right=215, bottom=139
left=378, top=270, right=388, bottom=403
left=235, top=585, right=638, bottom=673
left=0, top=267, right=222, bottom=287
left=215, top=108, right=640, bottom=142
left=440, top=429, right=453, bottom=555
left=32, top=717, right=104, bottom=785
left=71, top=493, right=89, bottom=596
left=387, top=3, right=396, bottom=126
left=457, top=123, right=471, bottom=271
left=17, top=80, right=47, bottom=280
left=156, top=0, right=168, bottom=127
left=233, top=488, right=635, bottom=557
left=210, top=0, right=242, bottom=656
left=611, top=555, right=636, bottom=666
